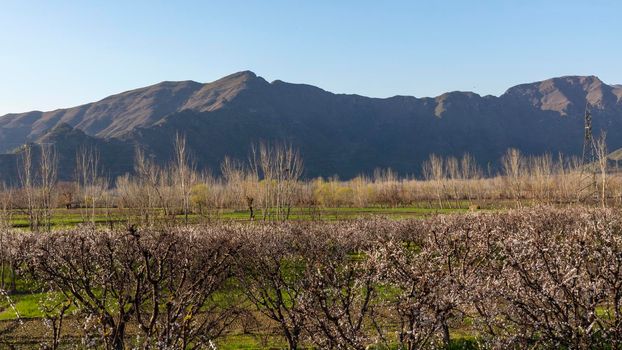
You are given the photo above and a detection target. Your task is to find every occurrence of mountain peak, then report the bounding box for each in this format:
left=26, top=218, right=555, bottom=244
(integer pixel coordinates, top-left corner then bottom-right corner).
left=553, top=75, right=601, bottom=84
left=503, top=75, right=618, bottom=115
left=434, top=91, right=481, bottom=117
left=212, top=70, right=261, bottom=85
left=180, top=70, right=267, bottom=112
left=229, top=70, right=257, bottom=79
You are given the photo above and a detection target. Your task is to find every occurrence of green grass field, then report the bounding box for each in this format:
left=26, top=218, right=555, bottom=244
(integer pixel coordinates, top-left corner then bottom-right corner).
left=2, top=200, right=512, bottom=230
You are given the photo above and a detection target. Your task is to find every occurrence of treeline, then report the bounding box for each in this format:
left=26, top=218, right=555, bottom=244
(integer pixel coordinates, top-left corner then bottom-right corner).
left=2, top=207, right=622, bottom=349
left=0, top=134, right=618, bottom=229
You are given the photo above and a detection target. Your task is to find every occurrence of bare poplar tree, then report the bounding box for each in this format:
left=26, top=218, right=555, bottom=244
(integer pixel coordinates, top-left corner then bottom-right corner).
left=529, top=153, right=553, bottom=203
left=99, top=177, right=114, bottom=229
left=0, top=182, right=12, bottom=229
left=445, top=156, right=460, bottom=207
left=501, top=148, right=525, bottom=204
left=76, top=146, right=102, bottom=224
left=594, top=132, right=608, bottom=208
left=0, top=182, right=13, bottom=290
left=134, top=147, right=166, bottom=225
left=374, top=168, right=401, bottom=207
left=460, top=153, right=480, bottom=180
left=250, top=142, right=303, bottom=220
left=18, top=144, right=39, bottom=231
left=221, top=156, right=258, bottom=219
left=173, top=133, right=196, bottom=224
left=39, top=144, right=58, bottom=231
left=422, top=154, right=445, bottom=209
left=460, top=153, right=482, bottom=203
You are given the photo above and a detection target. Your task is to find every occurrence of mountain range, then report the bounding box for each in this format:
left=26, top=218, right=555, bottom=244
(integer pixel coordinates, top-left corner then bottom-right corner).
left=1, top=71, right=621, bottom=182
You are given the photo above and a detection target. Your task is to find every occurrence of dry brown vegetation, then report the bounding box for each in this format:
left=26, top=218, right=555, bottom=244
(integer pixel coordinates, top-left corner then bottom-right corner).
left=0, top=207, right=621, bottom=348
left=2, top=141, right=621, bottom=230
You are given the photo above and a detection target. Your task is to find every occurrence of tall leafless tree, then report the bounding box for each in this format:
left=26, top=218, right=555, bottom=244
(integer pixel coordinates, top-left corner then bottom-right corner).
left=595, top=132, right=609, bottom=208
left=18, top=144, right=39, bottom=231
left=38, top=144, right=58, bottom=231
left=250, top=142, right=303, bottom=220
left=76, top=146, right=103, bottom=225
left=173, top=133, right=196, bottom=224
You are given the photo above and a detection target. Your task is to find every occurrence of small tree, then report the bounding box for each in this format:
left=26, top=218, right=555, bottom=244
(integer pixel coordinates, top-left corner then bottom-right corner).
left=301, top=223, right=382, bottom=350
left=236, top=224, right=310, bottom=349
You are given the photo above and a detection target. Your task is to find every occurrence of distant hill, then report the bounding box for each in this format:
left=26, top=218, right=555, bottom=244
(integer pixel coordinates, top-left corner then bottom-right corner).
left=1, top=71, right=621, bottom=182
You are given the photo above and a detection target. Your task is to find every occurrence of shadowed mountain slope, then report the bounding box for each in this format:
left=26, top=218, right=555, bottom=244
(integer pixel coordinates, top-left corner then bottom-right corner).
left=1, top=72, right=621, bottom=181
left=0, top=71, right=261, bottom=150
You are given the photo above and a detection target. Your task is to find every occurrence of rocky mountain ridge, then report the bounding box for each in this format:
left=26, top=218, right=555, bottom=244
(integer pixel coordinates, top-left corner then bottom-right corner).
left=0, top=72, right=620, bottom=180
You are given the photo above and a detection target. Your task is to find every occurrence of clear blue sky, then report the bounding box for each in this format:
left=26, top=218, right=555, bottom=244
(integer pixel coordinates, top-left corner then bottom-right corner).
left=1, top=0, right=620, bottom=115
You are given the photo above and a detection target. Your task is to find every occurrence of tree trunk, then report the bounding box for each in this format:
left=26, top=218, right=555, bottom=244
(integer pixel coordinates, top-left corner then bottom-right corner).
left=9, top=262, right=16, bottom=293
left=287, top=337, right=298, bottom=350
left=110, top=324, right=126, bottom=350
left=441, top=321, right=450, bottom=348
